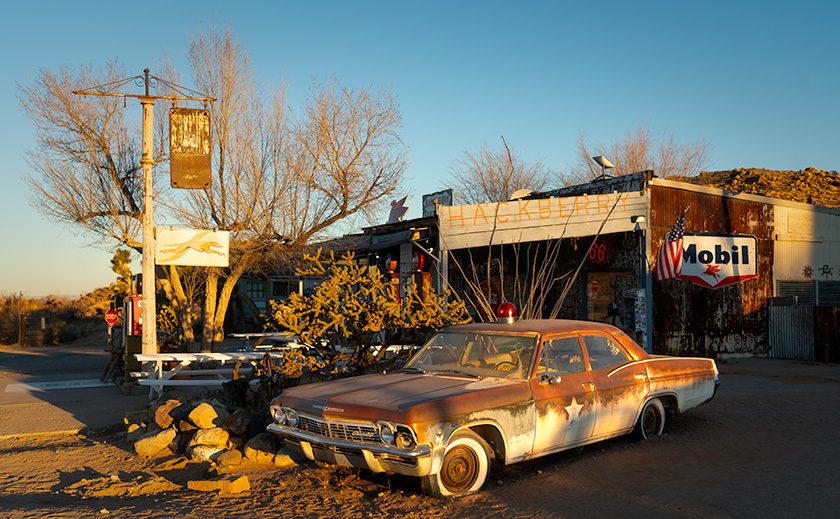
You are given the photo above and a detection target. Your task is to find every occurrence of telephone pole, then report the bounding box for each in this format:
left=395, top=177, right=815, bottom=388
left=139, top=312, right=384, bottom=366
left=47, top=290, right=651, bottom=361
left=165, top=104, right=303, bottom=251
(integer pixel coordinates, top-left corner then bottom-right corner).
left=74, top=69, right=214, bottom=355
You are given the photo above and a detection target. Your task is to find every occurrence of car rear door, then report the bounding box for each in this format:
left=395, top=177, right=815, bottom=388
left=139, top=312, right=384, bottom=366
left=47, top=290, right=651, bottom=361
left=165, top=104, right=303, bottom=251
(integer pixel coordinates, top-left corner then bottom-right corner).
left=531, top=335, right=597, bottom=454
left=583, top=333, right=650, bottom=438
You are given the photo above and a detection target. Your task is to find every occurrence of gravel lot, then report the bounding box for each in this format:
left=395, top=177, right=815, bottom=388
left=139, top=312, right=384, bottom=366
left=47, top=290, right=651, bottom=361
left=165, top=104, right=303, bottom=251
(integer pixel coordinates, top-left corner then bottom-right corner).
left=1, top=351, right=838, bottom=519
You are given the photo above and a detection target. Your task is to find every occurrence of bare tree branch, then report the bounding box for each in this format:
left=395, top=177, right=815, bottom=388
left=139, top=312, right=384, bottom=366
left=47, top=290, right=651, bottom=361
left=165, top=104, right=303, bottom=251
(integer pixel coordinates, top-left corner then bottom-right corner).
left=564, top=122, right=713, bottom=184
left=448, top=137, right=553, bottom=204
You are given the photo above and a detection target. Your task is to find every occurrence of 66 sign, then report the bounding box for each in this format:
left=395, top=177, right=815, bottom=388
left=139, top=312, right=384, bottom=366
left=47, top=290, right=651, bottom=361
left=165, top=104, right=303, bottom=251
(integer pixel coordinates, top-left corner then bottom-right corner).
left=587, top=237, right=616, bottom=266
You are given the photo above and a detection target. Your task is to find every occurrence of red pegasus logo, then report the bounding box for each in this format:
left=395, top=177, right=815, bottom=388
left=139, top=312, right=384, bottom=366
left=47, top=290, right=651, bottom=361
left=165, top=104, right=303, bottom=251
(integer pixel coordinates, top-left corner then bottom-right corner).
left=702, top=264, right=721, bottom=280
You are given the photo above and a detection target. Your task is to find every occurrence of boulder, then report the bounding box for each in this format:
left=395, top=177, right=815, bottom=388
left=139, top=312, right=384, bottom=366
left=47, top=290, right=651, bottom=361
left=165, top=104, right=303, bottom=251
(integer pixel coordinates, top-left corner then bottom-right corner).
left=187, top=475, right=250, bottom=495
left=228, top=436, right=244, bottom=451
left=244, top=432, right=279, bottom=464
left=126, top=423, right=146, bottom=442
left=223, top=409, right=251, bottom=437
left=190, top=427, right=230, bottom=448
left=178, top=419, right=198, bottom=433
left=134, top=428, right=177, bottom=457
left=216, top=448, right=243, bottom=468
left=248, top=413, right=268, bottom=437
left=170, top=430, right=194, bottom=454
left=189, top=402, right=229, bottom=429
left=153, top=399, right=184, bottom=429
left=273, top=446, right=299, bottom=468
left=188, top=444, right=227, bottom=462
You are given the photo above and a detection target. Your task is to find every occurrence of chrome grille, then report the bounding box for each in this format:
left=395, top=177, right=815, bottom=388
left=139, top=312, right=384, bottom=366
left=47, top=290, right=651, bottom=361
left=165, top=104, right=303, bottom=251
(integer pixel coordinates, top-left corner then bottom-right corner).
left=298, top=415, right=379, bottom=443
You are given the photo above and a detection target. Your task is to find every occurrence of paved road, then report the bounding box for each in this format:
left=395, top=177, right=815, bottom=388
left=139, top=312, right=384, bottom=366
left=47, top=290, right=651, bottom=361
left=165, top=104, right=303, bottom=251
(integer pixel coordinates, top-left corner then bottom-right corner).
left=0, top=342, right=149, bottom=438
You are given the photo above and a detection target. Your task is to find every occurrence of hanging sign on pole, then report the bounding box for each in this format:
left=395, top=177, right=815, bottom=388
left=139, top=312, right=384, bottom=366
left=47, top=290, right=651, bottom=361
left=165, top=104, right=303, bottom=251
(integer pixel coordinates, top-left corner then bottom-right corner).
left=170, top=107, right=211, bottom=189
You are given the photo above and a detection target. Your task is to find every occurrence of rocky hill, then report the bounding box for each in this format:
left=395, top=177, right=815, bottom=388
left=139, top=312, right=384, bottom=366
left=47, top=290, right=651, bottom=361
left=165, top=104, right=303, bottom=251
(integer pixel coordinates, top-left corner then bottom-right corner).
left=672, top=167, right=840, bottom=209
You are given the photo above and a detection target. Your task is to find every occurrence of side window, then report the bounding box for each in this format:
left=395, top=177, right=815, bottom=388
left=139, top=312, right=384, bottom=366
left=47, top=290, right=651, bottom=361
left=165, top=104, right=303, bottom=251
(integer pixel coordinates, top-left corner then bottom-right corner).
left=542, top=336, right=585, bottom=375
left=583, top=335, right=630, bottom=370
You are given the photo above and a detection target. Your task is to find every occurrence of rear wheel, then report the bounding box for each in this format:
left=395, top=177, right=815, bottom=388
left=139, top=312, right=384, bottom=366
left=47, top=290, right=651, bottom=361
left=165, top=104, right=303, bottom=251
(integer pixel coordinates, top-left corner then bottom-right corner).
left=421, top=430, right=491, bottom=498
left=632, top=397, right=665, bottom=440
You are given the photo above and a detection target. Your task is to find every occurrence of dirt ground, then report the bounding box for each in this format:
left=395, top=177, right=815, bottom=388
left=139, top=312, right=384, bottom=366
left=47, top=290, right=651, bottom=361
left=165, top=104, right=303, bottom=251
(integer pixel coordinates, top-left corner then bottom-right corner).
left=2, top=355, right=839, bottom=519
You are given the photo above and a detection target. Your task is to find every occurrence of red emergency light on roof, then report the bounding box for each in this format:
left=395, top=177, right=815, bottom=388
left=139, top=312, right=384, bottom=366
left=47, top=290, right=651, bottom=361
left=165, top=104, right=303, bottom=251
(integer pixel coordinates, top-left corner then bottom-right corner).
left=497, top=302, right=517, bottom=324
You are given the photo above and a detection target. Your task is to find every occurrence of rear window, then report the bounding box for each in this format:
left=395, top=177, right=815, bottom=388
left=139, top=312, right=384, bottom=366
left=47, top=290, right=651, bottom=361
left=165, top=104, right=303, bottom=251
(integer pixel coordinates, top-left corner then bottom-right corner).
left=583, top=334, right=630, bottom=371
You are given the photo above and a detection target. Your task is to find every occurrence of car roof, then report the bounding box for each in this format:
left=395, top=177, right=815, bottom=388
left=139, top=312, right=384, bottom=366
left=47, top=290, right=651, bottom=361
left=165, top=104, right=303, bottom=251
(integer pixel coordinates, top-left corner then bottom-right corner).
left=442, top=319, right=621, bottom=336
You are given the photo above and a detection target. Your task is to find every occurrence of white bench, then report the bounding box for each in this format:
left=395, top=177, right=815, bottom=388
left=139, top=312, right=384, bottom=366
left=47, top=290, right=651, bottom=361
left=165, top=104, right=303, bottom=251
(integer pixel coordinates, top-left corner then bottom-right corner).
left=132, top=352, right=276, bottom=398
left=228, top=332, right=298, bottom=350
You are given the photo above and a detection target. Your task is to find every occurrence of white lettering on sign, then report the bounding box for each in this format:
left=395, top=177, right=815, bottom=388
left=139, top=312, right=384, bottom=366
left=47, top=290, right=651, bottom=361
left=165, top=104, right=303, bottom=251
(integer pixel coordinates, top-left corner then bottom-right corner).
left=679, top=234, right=758, bottom=288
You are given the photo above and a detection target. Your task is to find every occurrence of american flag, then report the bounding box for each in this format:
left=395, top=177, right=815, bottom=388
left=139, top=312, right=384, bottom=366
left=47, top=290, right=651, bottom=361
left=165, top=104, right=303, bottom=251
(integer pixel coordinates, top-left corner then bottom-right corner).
left=655, top=207, right=689, bottom=281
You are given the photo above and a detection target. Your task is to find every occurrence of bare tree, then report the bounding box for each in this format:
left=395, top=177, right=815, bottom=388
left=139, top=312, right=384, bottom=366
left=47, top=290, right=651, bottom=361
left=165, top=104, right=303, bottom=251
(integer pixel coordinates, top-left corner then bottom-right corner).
left=566, top=122, right=713, bottom=184
left=162, top=26, right=407, bottom=350
left=18, top=61, right=166, bottom=249
left=281, top=77, right=408, bottom=244
left=19, top=24, right=408, bottom=352
left=448, top=137, right=553, bottom=204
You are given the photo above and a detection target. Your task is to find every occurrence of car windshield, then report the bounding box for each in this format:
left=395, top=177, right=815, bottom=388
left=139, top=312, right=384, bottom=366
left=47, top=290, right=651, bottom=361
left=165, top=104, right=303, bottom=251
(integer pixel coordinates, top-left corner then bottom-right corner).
left=404, top=332, right=537, bottom=379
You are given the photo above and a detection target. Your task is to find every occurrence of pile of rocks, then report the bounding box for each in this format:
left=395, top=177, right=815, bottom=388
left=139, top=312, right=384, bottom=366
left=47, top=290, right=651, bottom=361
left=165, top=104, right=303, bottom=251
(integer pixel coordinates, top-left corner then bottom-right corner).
left=127, top=395, right=300, bottom=494
left=674, top=167, right=840, bottom=209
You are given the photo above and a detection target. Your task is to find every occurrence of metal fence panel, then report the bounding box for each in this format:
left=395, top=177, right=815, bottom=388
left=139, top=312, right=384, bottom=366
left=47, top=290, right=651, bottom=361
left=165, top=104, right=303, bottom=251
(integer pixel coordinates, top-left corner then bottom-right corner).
left=768, top=305, right=814, bottom=360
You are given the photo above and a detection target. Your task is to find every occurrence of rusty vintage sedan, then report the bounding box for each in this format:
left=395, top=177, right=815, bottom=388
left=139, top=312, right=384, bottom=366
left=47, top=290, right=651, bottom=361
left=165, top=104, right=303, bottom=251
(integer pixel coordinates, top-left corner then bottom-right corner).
left=267, top=313, right=719, bottom=498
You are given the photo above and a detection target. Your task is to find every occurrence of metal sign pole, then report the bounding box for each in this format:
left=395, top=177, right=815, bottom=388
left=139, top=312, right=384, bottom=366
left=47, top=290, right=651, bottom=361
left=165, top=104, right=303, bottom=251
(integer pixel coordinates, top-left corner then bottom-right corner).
left=141, top=96, right=157, bottom=356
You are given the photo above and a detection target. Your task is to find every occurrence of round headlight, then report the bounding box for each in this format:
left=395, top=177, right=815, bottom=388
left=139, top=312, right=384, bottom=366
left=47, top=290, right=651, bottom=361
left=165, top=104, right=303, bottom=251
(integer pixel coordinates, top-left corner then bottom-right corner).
left=396, top=432, right=416, bottom=449
left=379, top=423, right=395, bottom=444
left=270, top=406, right=286, bottom=425
left=284, top=408, right=299, bottom=428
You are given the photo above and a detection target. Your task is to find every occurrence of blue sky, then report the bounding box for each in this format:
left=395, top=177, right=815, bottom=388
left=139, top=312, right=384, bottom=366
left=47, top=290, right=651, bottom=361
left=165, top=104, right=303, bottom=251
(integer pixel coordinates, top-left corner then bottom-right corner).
left=2, top=1, right=838, bottom=298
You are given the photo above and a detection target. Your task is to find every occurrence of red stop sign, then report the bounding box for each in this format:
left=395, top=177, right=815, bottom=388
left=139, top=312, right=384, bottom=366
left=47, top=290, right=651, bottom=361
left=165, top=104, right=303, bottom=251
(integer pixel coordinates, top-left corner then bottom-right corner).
left=105, top=310, right=118, bottom=326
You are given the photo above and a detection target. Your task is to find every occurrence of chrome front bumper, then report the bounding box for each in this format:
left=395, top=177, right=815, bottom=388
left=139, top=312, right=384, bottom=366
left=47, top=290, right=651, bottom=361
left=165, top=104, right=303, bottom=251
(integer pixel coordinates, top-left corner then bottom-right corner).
left=267, top=423, right=433, bottom=477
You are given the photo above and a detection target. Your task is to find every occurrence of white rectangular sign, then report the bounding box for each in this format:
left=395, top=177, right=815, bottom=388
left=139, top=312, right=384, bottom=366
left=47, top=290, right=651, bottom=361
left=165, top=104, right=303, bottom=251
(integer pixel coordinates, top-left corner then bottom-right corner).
left=437, top=192, right=649, bottom=250
left=155, top=229, right=229, bottom=267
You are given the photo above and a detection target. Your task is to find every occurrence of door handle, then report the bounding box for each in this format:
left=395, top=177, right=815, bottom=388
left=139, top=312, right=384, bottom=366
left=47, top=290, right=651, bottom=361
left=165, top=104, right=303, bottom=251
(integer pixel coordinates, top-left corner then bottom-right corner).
left=581, top=382, right=595, bottom=391
left=634, top=373, right=648, bottom=381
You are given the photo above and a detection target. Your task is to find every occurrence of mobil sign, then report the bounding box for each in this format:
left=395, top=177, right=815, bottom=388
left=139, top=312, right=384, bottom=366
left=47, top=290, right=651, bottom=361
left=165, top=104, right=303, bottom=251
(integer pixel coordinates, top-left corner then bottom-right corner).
left=679, top=233, right=758, bottom=288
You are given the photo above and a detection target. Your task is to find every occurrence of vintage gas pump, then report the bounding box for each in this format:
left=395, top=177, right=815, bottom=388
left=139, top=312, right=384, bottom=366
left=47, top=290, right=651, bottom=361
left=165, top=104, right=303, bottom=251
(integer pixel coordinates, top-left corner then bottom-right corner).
left=384, top=254, right=401, bottom=303
left=411, top=251, right=431, bottom=300
left=123, top=274, right=143, bottom=381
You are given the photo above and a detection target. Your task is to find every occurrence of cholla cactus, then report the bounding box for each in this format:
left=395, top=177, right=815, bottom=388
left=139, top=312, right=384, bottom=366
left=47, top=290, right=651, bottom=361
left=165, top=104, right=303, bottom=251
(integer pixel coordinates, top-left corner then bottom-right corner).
left=398, top=281, right=470, bottom=345
left=269, top=250, right=470, bottom=367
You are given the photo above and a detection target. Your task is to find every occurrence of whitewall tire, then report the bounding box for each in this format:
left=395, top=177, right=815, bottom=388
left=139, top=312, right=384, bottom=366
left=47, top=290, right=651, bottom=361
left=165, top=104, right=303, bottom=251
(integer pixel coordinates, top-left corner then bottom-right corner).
left=421, top=430, right=491, bottom=498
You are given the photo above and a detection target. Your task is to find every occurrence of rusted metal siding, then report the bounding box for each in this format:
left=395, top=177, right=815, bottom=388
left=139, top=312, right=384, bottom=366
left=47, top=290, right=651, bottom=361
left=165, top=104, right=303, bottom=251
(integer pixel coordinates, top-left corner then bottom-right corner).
left=768, top=304, right=815, bottom=360
left=650, top=185, right=774, bottom=357
left=815, top=306, right=840, bottom=362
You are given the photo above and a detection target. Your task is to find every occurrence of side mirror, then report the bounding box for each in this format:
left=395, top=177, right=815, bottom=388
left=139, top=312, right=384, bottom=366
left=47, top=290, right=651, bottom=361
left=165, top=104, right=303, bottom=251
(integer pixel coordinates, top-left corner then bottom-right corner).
left=540, top=374, right=562, bottom=385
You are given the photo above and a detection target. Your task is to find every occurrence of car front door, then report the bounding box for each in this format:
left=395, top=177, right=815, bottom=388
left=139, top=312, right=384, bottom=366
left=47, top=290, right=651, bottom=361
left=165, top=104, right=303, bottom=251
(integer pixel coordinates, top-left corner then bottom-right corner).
left=531, top=335, right=597, bottom=454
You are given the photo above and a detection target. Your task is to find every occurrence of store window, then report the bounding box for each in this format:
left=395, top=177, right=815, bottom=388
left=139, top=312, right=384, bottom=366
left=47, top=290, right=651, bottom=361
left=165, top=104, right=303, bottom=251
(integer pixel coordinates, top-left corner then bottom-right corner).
left=246, top=281, right=265, bottom=300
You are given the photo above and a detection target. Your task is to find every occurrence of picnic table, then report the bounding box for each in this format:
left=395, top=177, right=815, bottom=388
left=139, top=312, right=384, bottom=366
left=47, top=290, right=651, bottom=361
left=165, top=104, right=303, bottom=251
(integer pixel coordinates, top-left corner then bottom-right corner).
left=131, top=351, right=274, bottom=398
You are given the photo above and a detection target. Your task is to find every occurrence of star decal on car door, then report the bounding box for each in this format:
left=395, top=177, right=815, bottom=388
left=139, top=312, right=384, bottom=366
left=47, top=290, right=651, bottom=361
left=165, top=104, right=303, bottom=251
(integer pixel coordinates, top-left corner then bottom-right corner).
left=565, top=397, right=583, bottom=423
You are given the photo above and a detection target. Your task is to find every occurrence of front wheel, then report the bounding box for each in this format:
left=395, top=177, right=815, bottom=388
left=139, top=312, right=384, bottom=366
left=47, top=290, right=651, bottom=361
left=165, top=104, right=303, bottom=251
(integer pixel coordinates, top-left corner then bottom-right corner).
left=632, top=397, right=666, bottom=441
left=421, top=430, right=491, bottom=498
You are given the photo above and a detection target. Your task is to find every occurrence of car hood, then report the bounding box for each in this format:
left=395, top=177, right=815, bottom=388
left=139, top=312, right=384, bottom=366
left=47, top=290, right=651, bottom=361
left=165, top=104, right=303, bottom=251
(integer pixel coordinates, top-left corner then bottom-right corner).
left=275, top=371, right=531, bottom=424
